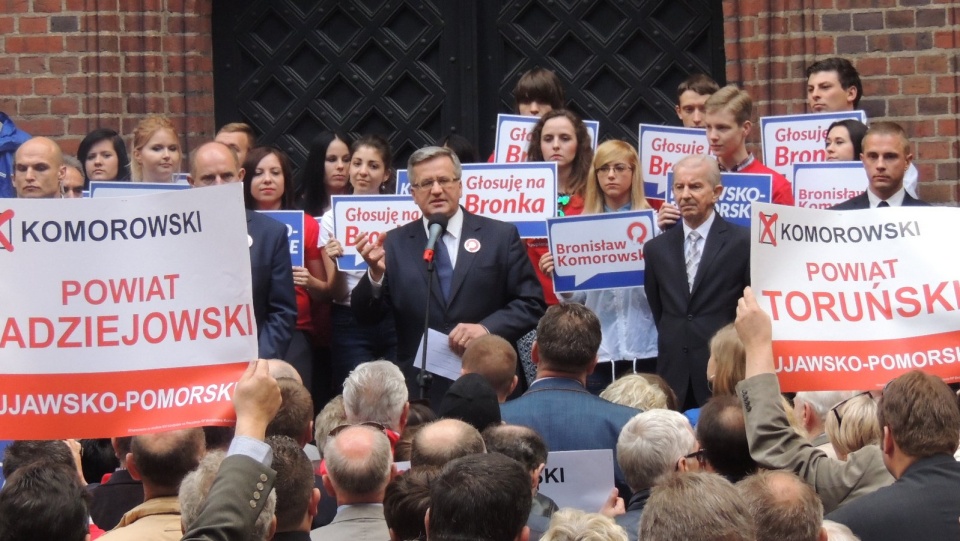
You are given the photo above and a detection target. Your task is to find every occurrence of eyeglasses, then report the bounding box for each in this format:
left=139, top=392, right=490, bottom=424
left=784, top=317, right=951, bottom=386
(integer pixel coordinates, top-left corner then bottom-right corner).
left=683, top=448, right=707, bottom=467
left=830, top=391, right=872, bottom=429
left=410, top=178, right=460, bottom=192
left=328, top=421, right=387, bottom=438
left=596, top=164, right=633, bottom=175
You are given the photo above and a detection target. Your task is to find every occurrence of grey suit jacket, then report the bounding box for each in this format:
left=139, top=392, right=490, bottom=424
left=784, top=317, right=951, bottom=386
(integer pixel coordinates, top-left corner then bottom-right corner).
left=736, top=374, right=893, bottom=513
left=180, top=454, right=277, bottom=541
left=310, top=504, right=389, bottom=541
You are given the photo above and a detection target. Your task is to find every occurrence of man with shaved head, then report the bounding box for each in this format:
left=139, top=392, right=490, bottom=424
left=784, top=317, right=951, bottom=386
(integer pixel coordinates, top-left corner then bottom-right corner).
left=188, top=141, right=296, bottom=359
left=99, top=428, right=206, bottom=541
left=13, top=136, right=65, bottom=199
left=311, top=425, right=395, bottom=541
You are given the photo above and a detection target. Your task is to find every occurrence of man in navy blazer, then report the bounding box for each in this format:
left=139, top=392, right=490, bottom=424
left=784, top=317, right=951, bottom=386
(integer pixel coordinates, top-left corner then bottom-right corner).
left=644, top=155, right=750, bottom=408
left=832, top=121, right=930, bottom=210
left=352, top=146, right=544, bottom=402
left=189, top=142, right=296, bottom=359
left=501, top=303, right=639, bottom=495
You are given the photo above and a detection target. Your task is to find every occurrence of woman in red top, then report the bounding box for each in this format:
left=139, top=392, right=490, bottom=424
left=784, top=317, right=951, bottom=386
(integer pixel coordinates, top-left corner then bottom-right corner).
left=525, top=109, right=595, bottom=304
left=242, top=146, right=325, bottom=385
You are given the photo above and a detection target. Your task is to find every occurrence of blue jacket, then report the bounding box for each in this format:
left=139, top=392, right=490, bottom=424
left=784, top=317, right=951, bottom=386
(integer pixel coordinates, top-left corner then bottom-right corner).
left=0, top=113, right=32, bottom=198
left=501, top=377, right=639, bottom=495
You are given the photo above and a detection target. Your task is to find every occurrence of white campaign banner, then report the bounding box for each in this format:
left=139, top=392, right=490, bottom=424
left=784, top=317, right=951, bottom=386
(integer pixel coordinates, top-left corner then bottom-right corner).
left=0, top=184, right=257, bottom=438
left=759, top=110, right=867, bottom=184
left=750, top=203, right=960, bottom=391
left=536, top=449, right=616, bottom=512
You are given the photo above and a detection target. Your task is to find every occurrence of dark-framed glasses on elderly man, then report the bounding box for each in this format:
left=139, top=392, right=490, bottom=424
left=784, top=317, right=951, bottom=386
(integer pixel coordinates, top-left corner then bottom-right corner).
left=328, top=421, right=387, bottom=438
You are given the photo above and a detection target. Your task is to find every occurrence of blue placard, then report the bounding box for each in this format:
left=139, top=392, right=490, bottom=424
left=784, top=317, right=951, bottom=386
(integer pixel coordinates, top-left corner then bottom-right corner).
left=331, top=195, right=423, bottom=271
left=89, top=181, right=190, bottom=198
left=792, top=161, right=868, bottom=209
left=665, top=172, right=772, bottom=228
left=258, top=210, right=305, bottom=267
left=461, top=162, right=557, bottom=238
left=759, top=110, right=868, bottom=183
left=394, top=169, right=410, bottom=195
left=547, top=210, right=656, bottom=293
left=637, top=124, right=709, bottom=202
left=493, top=114, right=600, bottom=162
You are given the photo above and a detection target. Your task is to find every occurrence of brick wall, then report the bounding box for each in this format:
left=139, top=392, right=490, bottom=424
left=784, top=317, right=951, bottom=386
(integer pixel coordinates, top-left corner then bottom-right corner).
left=0, top=0, right=215, bottom=157
left=722, top=0, right=960, bottom=203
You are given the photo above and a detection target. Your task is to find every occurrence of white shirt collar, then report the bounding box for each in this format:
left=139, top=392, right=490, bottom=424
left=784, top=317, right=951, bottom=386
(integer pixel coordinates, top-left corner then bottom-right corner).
left=867, top=186, right=906, bottom=207
left=421, top=207, right=464, bottom=240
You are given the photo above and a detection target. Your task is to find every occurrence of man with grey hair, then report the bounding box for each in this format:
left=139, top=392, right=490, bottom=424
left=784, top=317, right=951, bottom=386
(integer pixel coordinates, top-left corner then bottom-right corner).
left=639, top=472, right=755, bottom=541
left=615, top=410, right=701, bottom=541
left=410, top=418, right=485, bottom=469
left=343, top=360, right=409, bottom=435
left=736, top=470, right=826, bottom=541
left=180, top=450, right=277, bottom=541
left=644, top=154, right=750, bottom=409
left=793, top=391, right=856, bottom=454
left=60, top=155, right=85, bottom=198
left=352, top=146, right=545, bottom=403
left=311, top=425, right=394, bottom=541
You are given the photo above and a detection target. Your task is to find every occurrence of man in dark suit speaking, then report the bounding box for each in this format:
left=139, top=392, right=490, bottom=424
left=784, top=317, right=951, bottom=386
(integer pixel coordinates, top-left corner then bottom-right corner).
left=832, top=121, right=930, bottom=210
left=188, top=141, right=297, bottom=359
left=352, top=146, right=545, bottom=401
left=644, top=155, right=749, bottom=408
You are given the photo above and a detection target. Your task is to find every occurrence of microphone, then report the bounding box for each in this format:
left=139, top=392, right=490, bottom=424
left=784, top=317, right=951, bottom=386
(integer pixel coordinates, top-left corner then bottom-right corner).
left=423, top=213, right=449, bottom=263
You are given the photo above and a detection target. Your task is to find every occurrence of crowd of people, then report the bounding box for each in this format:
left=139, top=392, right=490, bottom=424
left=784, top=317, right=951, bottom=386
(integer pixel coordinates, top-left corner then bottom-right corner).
left=2, top=53, right=956, bottom=541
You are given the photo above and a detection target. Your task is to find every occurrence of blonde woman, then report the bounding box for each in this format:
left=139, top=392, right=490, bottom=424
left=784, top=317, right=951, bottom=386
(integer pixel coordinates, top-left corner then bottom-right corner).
left=130, top=115, right=182, bottom=182
left=540, top=140, right=657, bottom=393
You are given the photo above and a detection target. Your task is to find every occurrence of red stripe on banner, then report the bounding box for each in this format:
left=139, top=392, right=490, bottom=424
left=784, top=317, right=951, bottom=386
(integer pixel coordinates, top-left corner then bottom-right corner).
left=0, top=363, right=248, bottom=439
left=773, top=330, right=960, bottom=391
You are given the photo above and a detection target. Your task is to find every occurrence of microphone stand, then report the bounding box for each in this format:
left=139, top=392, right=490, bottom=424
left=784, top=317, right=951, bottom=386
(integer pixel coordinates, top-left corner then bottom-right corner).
left=418, top=255, right=435, bottom=401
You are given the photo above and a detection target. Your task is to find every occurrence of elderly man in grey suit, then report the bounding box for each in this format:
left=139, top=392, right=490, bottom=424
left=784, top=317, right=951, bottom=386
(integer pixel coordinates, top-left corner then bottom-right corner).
left=311, top=425, right=395, bottom=541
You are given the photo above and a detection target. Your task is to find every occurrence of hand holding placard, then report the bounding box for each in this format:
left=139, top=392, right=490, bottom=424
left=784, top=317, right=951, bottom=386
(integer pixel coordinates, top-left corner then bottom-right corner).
left=735, top=287, right=775, bottom=379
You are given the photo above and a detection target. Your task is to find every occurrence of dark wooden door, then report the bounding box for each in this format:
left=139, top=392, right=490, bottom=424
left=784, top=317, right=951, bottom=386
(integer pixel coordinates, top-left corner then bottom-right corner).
left=212, top=0, right=725, bottom=170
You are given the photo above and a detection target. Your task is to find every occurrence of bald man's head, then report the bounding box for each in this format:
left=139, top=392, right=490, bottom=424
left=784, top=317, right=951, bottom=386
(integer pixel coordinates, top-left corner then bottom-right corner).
left=188, top=141, right=243, bottom=187
left=410, top=418, right=485, bottom=468
left=14, top=137, right=65, bottom=199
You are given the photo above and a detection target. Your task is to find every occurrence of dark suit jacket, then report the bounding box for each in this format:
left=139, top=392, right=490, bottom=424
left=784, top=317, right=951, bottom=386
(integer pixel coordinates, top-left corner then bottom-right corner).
left=89, top=469, right=144, bottom=530
left=644, top=213, right=750, bottom=406
left=830, top=191, right=930, bottom=210
left=180, top=454, right=276, bottom=541
left=352, top=210, right=545, bottom=400
left=826, top=454, right=960, bottom=541
left=247, top=209, right=297, bottom=359
left=500, top=377, right=638, bottom=495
